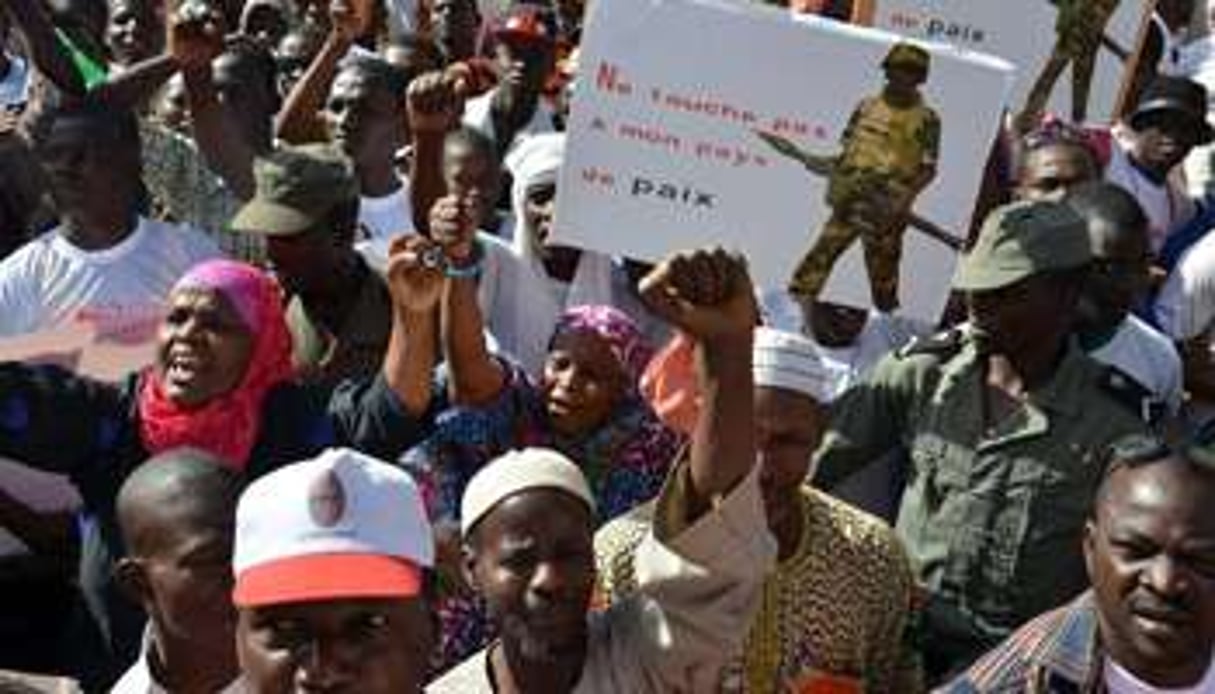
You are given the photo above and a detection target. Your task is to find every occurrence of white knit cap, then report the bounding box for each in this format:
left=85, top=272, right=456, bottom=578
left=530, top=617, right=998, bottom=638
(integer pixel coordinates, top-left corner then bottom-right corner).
left=232, top=448, right=434, bottom=607
left=753, top=327, right=841, bottom=404
left=460, top=447, right=596, bottom=536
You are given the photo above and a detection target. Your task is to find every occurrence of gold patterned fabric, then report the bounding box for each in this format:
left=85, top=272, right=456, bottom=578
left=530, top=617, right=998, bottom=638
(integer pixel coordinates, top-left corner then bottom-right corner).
left=594, top=487, right=923, bottom=693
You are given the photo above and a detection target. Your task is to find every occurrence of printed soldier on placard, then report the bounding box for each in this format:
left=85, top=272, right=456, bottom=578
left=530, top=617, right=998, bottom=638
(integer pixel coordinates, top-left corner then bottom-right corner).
left=1020, top=0, right=1123, bottom=126
left=759, top=42, right=944, bottom=313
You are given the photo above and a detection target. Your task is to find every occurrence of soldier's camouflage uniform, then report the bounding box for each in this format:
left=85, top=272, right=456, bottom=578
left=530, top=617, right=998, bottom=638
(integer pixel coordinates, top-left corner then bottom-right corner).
left=788, top=92, right=940, bottom=311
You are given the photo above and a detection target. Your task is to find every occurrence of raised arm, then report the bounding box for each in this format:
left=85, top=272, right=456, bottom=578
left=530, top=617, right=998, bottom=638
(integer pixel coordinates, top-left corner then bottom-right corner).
left=434, top=193, right=505, bottom=405
left=406, top=70, right=463, bottom=234
left=3, top=0, right=86, bottom=96
left=164, top=4, right=263, bottom=199
left=0, top=362, right=134, bottom=479
left=639, top=248, right=758, bottom=516
left=382, top=233, right=443, bottom=417
left=274, top=0, right=371, bottom=143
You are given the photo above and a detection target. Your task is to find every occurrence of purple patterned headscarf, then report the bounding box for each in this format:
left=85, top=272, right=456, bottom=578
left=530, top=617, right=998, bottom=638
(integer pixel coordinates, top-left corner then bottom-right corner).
left=549, top=305, right=653, bottom=386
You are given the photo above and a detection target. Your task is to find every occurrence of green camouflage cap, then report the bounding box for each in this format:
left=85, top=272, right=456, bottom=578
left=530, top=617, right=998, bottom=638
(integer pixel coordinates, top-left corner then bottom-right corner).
left=882, top=42, right=930, bottom=74
left=953, top=200, right=1091, bottom=292
left=230, top=143, right=360, bottom=236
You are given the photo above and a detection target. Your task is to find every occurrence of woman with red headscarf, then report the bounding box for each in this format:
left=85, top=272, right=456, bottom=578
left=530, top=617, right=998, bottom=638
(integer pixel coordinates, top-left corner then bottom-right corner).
left=0, top=236, right=443, bottom=682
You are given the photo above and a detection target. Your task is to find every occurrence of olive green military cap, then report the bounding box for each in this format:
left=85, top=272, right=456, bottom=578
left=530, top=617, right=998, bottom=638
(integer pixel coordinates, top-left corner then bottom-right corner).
left=230, top=143, right=360, bottom=236
left=882, top=42, right=931, bottom=74
left=953, top=199, right=1091, bottom=292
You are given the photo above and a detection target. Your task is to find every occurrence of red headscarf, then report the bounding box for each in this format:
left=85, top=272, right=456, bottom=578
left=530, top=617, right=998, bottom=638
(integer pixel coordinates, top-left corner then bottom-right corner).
left=138, top=260, right=295, bottom=469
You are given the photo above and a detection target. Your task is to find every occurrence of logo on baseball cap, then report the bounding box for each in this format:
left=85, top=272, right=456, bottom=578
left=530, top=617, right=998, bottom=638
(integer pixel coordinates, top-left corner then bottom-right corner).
left=232, top=448, right=434, bottom=608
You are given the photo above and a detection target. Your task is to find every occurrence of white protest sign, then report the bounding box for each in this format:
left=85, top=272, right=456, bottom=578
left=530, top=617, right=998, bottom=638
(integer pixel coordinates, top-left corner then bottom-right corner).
left=554, top=0, right=1013, bottom=322
left=860, top=0, right=1151, bottom=123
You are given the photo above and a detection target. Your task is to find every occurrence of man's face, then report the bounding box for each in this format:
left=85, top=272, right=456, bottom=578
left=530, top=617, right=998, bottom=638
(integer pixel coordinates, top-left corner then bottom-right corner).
left=494, top=39, right=554, bottom=99
left=1131, top=111, right=1202, bottom=177
left=275, top=32, right=315, bottom=99
left=541, top=329, right=628, bottom=437
left=967, top=274, right=1075, bottom=356
left=524, top=181, right=557, bottom=247
left=1085, top=461, right=1215, bottom=687
left=241, top=2, right=290, bottom=47
left=443, top=140, right=501, bottom=226
left=433, top=0, right=479, bottom=60
left=806, top=300, right=868, bottom=348
left=755, top=386, right=825, bottom=532
left=105, top=0, right=158, bottom=65
left=467, top=489, right=595, bottom=663
left=128, top=507, right=236, bottom=660
left=36, top=116, right=140, bottom=224
left=883, top=64, right=922, bottom=99
left=327, top=69, right=401, bottom=167
left=237, top=597, right=433, bottom=694
left=1078, top=219, right=1150, bottom=332
left=1018, top=144, right=1099, bottom=201
left=265, top=225, right=340, bottom=296
left=156, top=288, right=255, bottom=409
left=213, top=53, right=278, bottom=150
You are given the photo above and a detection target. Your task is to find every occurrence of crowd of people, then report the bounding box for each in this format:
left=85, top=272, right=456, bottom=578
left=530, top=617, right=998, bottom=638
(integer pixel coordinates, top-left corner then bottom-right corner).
left=0, top=0, right=1215, bottom=691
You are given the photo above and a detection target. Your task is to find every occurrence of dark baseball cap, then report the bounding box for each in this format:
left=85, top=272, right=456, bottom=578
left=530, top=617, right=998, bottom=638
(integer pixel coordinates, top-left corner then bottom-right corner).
left=230, top=143, right=359, bottom=236
left=1129, top=75, right=1214, bottom=144
left=953, top=200, right=1091, bottom=292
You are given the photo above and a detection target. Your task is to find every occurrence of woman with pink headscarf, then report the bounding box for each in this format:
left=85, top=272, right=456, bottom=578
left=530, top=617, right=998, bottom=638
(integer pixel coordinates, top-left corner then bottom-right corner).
left=0, top=239, right=442, bottom=679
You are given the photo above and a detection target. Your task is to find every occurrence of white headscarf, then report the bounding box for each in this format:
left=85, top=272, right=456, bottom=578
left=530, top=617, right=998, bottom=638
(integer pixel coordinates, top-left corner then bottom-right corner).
left=475, top=133, right=618, bottom=373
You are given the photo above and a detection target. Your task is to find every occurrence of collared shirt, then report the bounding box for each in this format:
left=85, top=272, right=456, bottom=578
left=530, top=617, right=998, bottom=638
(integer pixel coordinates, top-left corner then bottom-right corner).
left=594, top=486, right=921, bottom=693
left=942, top=591, right=1215, bottom=694
left=111, top=628, right=245, bottom=694
left=286, top=258, right=393, bottom=387
left=814, top=334, right=1149, bottom=650
left=426, top=463, right=777, bottom=693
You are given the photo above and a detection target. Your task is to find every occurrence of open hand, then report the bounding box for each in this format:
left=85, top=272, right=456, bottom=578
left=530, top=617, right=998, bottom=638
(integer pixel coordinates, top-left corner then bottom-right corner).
left=386, top=234, right=445, bottom=313
left=639, top=247, right=757, bottom=343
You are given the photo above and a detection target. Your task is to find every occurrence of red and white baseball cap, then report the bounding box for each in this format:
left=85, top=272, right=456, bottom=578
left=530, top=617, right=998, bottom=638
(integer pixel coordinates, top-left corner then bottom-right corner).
left=232, top=448, right=434, bottom=608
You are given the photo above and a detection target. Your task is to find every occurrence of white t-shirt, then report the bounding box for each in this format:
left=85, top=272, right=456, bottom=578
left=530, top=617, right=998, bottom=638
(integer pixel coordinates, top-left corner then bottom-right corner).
left=357, top=180, right=413, bottom=243
left=0, top=217, right=221, bottom=340
left=0, top=54, right=30, bottom=108
left=462, top=91, right=559, bottom=160
left=1088, top=314, right=1184, bottom=414
left=477, top=232, right=619, bottom=374
left=1104, top=654, right=1215, bottom=694
left=1106, top=140, right=1195, bottom=253
left=1156, top=229, right=1215, bottom=340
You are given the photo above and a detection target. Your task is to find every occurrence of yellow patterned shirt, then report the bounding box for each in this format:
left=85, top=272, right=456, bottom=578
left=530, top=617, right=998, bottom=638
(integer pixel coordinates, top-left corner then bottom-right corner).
left=594, top=487, right=923, bottom=693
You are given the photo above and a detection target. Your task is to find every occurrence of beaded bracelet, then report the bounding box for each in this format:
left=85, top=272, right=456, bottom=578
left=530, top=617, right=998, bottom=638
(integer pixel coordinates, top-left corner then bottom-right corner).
left=444, top=240, right=485, bottom=279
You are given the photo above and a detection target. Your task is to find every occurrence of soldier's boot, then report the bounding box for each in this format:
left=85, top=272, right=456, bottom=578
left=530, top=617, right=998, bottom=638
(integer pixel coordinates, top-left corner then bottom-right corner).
left=862, top=223, right=906, bottom=312
left=1070, top=46, right=1099, bottom=123
left=788, top=215, right=861, bottom=300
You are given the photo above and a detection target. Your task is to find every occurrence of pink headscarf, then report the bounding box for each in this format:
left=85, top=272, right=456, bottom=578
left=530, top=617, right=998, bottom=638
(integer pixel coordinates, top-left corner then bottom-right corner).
left=549, top=305, right=653, bottom=388
left=138, top=260, right=295, bottom=468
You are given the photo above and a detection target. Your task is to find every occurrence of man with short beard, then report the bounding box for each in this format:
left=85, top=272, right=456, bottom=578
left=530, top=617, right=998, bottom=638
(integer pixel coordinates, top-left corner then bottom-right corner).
left=943, top=430, right=1215, bottom=692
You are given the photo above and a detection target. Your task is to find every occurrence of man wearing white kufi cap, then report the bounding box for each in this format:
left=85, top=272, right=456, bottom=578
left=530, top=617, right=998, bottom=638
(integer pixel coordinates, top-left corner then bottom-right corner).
left=596, top=325, right=920, bottom=692
left=428, top=248, right=776, bottom=693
